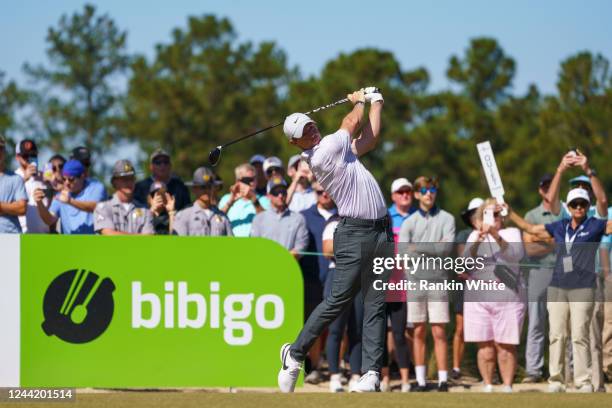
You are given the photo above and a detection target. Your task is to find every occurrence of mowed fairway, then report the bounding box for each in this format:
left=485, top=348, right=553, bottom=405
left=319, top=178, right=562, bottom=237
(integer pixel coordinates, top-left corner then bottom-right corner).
left=5, top=392, right=610, bottom=408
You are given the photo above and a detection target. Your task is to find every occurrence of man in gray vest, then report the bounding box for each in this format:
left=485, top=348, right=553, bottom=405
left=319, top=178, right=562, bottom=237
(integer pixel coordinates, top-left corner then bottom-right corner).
left=173, top=167, right=232, bottom=236
left=94, top=160, right=154, bottom=235
left=251, top=177, right=308, bottom=257
left=277, top=88, right=390, bottom=393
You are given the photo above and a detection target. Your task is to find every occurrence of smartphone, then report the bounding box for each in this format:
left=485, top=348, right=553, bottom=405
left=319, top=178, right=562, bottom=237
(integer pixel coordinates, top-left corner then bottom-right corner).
left=43, top=186, right=54, bottom=200
left=483, top=207, right=495, bottom=226
left=28, top=156, right=38, bottom=169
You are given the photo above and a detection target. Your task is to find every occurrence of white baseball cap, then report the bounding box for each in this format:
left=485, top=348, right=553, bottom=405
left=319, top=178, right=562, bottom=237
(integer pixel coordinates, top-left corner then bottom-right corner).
left=283, top=113, right=315, bottom=140
left=566, top=188, right=590, bottom=206
left=263, top=156, right=283, bottom=173
left=391, top=178, right=413, bottom=193
left=467, top=197, right=485, bottom=211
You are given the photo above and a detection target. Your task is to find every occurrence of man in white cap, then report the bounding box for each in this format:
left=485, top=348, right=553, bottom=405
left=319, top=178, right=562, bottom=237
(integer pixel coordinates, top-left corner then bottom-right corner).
left=277, top=88, right=388, bottom=393
left=389, top=178, right=415, bottom=241
left=263, top=156, right=285, bottom=182
left=508, top=188, right=612, bottom=393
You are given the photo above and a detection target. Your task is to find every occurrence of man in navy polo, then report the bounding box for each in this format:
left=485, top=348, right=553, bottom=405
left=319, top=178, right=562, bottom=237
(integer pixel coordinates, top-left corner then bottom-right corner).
left=509, top=188, right=612, bottom=393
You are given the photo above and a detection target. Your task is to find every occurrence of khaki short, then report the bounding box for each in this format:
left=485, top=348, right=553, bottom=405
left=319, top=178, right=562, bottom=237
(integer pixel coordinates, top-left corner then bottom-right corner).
left=407, top=289, right=449, bottom=324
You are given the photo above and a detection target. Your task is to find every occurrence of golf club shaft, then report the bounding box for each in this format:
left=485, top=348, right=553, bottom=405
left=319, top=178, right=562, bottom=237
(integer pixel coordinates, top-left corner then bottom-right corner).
left=219, top=96, right=351, bottom=149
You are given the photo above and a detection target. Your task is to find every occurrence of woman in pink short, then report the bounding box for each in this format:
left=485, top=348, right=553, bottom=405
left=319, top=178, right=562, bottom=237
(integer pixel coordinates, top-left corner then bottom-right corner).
left=463, top=198, right=526, bottom=392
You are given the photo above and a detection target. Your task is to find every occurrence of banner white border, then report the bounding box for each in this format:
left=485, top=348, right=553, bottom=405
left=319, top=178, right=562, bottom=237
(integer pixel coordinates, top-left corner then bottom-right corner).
left=0, top=234, right=20, bottom=386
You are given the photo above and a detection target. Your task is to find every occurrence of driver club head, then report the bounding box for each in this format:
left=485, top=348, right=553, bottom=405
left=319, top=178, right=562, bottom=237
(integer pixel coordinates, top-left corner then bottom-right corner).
left=208, top=146, right=222, bottom=167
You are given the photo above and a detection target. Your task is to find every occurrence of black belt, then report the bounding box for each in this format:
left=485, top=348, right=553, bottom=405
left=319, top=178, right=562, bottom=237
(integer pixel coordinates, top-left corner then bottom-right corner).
left=341, top=215, right=389, bottom=228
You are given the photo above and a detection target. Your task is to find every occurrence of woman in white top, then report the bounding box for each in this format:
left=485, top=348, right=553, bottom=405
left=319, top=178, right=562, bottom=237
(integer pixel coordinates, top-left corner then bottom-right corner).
left=463, top=198, right=526, bottom=392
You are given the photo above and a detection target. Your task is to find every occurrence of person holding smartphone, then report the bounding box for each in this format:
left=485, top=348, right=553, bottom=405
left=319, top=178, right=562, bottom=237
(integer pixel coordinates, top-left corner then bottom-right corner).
left=507, top=189, right=612, bottom=393
left=14, top=139, right=49, bottom=233
left=218, top=162, right=270, bottom=237
left=463, top=198, right=526, bottom=393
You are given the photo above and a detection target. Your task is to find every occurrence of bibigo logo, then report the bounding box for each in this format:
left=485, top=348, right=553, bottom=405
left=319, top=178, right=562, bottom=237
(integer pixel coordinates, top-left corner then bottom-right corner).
left=132, top=281, right=285, bottom=346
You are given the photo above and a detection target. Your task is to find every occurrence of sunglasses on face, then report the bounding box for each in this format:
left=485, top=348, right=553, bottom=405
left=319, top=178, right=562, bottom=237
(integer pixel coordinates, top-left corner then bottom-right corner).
left=395, top=189, right=412, bottom=196
left=315, top=190, right=326, bottom=195
left=419, top=186, right=438, bottom=195
left=270, top=189, right=287, bottom=197
left=265, top=167, right=282, bottom=176
left=52, top=164, right=64, bottom=172
left=239, top=177, right=254, bottom=184
left=568, top=200, right=589, bottom=209
left=152, top=159, right=170, bottom=166
left=65, top=176, right=78, bottom=183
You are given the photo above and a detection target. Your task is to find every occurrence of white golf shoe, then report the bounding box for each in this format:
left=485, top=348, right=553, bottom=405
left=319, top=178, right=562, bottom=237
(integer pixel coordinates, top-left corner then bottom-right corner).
left=548, top=383, right=566, bottom=393
left=278, top=343, right=302, bottom=393
left=350, top=370, right=380, bottom=392
left=329, top=374, right=344, bottom=392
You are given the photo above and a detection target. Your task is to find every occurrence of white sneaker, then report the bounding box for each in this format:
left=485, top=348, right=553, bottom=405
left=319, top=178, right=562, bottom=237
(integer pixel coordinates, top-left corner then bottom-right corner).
left=304, top=369, right=321, bottom=384
left=278, top=343, right=302, bottom=393
left=351, top=370, right=380, bottom=392
left=348, top=374, right=360, bottom=392
left=329, top=374, right=344, bottom=393
left=548, top=383, right=566, bottom=393
left=500, top=385, right=513, bottom=393
left=483, top=384, right=494, bottom=393
left=401, top=383, right=411, bottom=393
left=576, top=384, right=593, bottom=393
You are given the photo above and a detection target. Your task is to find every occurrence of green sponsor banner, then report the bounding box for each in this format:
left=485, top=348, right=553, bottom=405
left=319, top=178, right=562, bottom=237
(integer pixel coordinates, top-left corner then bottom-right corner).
left=20, top=235, right=303, bottom=387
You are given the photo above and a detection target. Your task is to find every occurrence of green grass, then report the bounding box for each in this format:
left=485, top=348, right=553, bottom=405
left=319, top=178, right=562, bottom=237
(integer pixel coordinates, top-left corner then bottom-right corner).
left=5, top=392, right=609, bottom=408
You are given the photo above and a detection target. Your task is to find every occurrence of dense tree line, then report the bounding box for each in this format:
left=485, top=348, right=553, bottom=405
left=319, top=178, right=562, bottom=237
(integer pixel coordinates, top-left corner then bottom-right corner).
left=1, top=4, right=610, bottom=216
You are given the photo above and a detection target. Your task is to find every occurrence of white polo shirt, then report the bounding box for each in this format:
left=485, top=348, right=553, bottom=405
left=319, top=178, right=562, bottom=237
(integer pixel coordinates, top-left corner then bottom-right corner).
left=302, top=129, right=386, bottom=220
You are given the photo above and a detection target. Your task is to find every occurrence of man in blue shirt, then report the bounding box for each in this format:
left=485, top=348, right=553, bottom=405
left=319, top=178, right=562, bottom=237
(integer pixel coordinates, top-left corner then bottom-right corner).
left=0, top=136, right=27, bottom=233
left=34, top=159, right=107, bottom=234
left=388, top=177, right=415, bottom=241
left=509, top=188, right=612, bottom=393
left=218, top=163, right=270, bottom=237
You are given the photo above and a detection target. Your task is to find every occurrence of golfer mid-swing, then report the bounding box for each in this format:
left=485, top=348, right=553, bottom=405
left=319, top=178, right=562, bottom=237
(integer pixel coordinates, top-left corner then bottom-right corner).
left=278, top=89, right=391, bottom=392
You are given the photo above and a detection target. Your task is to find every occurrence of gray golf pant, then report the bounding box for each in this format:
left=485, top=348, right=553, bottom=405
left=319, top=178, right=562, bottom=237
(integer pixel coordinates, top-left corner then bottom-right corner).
left=525, top=267, right=552, bottom=377
left=290, top=216, right=392, bottom=373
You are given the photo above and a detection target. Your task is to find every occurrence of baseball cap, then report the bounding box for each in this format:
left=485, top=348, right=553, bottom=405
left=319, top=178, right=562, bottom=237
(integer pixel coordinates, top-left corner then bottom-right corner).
left=111, top=160, right=136, bottom=179
left=391, top=178, right=413, bottom=194
left=566, top=188, right=590, bottom=206
left=186, top=167, right=222, bottom=187
left=71, top=146, right=91, bottom=166
left=287, top=154, right=301, bottom=171
left=249, top=154, right=266, bottom=165
left=569, top=175, right=591, bottom=186
left=267, top=176, right=287, bottom=194
left=149, top=181, right=167, bottom=194
left=62, top=159, right=85, bottom=178
left=16, top=139, right=38, bottom=156
left=263, top=156, right=283, bottom=173
left=150, top=148, right=170, bottom=163
left=461, top=197, right=484, bottom=226
left=283, top=113, right=315, bottom=140
left=538, top=173, right=553, bottom=187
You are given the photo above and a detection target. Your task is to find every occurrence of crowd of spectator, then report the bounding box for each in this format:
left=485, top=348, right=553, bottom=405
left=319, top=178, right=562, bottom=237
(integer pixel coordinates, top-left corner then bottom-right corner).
left=1, top=134, right=611, bottom=393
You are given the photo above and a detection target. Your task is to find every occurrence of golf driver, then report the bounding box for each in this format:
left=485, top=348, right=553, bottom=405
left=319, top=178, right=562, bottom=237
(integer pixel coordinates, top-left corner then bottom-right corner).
left=208, top=87, right=381, bottom=166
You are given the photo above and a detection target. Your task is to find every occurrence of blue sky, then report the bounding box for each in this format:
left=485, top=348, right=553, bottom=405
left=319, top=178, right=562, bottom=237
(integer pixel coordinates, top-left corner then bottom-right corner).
left=1, top=0, right=611, bottom=95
